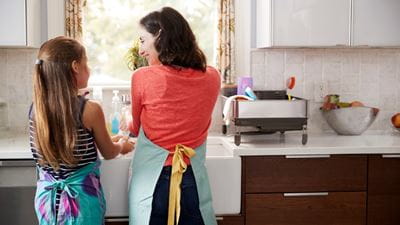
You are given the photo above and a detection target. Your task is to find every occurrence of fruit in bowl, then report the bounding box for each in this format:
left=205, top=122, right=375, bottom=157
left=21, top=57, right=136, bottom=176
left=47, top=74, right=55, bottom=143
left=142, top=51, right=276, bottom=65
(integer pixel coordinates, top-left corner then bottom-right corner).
left=391, top=113, right=400, bottom=128
left=350, top=101, right=364, bottom=107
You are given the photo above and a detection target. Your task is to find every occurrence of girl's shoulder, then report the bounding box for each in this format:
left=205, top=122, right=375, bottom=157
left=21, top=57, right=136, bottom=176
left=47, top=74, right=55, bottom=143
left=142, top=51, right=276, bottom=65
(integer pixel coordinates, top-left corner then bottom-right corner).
left=83, top=100, right=103, bottom=115
left=81, top=100, right=104, bottom=130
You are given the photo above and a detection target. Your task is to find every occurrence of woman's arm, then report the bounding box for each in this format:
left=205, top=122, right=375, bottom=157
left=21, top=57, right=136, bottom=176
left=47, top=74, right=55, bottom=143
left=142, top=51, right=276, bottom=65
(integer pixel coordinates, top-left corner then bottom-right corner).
left=83, top=100, right=133, bottom=159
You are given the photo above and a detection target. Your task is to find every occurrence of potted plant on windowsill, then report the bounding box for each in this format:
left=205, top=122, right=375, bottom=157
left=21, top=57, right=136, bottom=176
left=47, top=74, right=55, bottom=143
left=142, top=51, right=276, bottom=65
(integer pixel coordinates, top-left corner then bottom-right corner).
left=125, top=39, right=148, bottom=71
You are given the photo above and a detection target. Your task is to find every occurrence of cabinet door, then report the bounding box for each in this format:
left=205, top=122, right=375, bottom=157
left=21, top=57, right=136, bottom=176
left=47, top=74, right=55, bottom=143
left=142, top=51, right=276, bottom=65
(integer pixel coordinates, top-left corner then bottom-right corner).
left=105, top=222, right=128, bottom=225
left=353, top=0, right=400, bottom=46
left=273, top=0, right=350, bottom=46
left=0, top=0, right=27, bottom=46
left=367, top=155, right=400, bottom=225
left=246, top=192, right=366, bottom=225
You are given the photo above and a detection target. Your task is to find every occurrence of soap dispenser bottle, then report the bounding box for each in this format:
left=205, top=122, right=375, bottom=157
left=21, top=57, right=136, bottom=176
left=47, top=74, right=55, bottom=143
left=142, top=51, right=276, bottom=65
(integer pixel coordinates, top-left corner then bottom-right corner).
left=110, top=90, right=121, bottom=135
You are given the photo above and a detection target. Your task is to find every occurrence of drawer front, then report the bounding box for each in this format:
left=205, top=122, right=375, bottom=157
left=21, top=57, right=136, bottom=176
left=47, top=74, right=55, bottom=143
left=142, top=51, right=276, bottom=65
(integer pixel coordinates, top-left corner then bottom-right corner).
left=245, top=155, right=367, bottom=193
left=246, top=192, right=366, bottom=225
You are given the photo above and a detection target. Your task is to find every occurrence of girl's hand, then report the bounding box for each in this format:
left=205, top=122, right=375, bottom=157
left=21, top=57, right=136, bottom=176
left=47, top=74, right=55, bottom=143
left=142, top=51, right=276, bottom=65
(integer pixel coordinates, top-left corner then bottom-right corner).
left=120, top=138, right=135, bottom=155
left=111, top=135, right=123, bottom=142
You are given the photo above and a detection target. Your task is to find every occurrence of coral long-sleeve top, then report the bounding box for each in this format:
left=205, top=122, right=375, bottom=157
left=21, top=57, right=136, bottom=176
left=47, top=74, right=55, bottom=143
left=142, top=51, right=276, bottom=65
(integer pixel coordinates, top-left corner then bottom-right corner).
left=128, top=65, right=220, bottom=166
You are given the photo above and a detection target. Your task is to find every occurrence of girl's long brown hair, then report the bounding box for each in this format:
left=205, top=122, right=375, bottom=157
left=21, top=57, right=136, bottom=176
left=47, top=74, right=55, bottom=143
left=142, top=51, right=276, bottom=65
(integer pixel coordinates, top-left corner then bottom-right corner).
left=33, top=36, right=85, bottom=170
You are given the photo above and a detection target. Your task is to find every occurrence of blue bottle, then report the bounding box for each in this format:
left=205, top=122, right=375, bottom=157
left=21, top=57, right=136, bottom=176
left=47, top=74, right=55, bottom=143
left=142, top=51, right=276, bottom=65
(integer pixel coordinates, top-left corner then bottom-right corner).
left=110, top=90, right=121, bottom=135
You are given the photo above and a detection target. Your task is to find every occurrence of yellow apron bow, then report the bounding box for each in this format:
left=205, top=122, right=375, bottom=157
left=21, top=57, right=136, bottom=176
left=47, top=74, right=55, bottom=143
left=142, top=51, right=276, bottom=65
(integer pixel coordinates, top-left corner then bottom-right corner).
left=168, top=144, right=196, bottom=225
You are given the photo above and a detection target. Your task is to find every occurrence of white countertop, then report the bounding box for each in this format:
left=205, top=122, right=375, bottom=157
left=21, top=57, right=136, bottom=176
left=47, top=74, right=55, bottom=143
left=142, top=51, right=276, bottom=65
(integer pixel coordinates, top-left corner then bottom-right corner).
left=0, top=134, right=31, bottom=159
left=1, top=131, right=400, bottom=159
left=221, top=131, right=400, bottom=156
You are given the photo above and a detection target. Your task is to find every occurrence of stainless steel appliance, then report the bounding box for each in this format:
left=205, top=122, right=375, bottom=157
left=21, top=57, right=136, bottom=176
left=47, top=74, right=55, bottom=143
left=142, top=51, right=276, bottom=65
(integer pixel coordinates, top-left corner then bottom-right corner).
left=0, top=160, right=37, bottom=225
left=222, top=90, right=308, bottom=146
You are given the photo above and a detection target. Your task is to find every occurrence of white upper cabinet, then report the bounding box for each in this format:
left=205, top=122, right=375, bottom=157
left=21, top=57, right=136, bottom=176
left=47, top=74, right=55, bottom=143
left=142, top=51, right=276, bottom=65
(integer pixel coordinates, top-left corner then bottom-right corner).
left=352, top=0, right=400, bottom=46
left=256, top=0, right=400, bottom=47
left=0, top=0, right=42, bottom=47
left=256, top=0, right=351, bottom=47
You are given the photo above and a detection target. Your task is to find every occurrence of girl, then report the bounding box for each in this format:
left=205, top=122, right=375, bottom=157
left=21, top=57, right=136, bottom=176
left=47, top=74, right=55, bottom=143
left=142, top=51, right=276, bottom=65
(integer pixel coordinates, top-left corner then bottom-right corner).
left=126, top=7, right=220, bottom=225
left=29, top=36, right=133, bottom=225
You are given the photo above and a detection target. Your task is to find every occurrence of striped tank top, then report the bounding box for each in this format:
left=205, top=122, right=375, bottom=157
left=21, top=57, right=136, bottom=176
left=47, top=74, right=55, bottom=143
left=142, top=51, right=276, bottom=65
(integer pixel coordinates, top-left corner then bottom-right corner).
left=29, top=96, right=98, bottom=209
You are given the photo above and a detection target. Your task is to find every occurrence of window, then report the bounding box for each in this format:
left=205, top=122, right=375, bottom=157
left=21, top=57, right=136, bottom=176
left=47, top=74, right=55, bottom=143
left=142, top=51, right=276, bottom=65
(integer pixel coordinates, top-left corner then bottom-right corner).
left=83, top=0, right=218, bottom=86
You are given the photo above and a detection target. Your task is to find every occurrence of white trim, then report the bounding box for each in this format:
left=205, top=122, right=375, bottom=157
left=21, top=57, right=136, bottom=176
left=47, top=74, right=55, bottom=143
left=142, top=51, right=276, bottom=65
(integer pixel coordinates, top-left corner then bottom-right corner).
left=235, top=0, right=252, bottom=78
left=46, top=0, right=65, bottom=39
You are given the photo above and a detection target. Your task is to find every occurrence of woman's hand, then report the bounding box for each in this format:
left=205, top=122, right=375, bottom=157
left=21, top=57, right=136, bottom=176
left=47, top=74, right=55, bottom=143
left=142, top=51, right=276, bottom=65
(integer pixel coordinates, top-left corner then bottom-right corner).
left=119, top=114, right=131, bottom=133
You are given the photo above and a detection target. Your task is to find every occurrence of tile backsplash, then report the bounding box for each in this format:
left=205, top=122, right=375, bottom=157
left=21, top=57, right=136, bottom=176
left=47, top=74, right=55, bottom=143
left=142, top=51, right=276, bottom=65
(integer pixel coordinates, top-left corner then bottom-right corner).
left=0, top=49, right=37, bottom=134
left=250, top=48, right=400, bottom=132
left=1, top=47, right=399, bottom=135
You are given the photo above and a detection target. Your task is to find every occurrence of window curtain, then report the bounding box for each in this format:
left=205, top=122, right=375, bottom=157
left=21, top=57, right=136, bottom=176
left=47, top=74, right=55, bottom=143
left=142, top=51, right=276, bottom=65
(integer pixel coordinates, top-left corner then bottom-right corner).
left=65, top=0, right=86, bottom=41
left=217, top=0, right=235, bottom=85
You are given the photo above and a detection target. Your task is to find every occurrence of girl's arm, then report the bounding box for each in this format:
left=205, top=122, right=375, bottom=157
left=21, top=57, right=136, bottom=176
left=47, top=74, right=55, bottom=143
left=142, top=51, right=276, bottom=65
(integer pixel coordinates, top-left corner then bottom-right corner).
left=83, top=100, right=133, bottom=159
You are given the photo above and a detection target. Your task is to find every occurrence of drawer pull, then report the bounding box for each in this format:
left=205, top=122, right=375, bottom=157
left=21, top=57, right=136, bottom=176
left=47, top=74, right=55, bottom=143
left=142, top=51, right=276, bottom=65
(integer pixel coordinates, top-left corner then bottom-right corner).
left=382, top=154, right=400, bottom=158
left=284, top=192, right=329, bottom=197
left=215, top=217, right=224, bottom=221
left=285, top=154, right=331, bottom=159
left=105, top=218, right=129, bottom=222
left=0, top=160, right=36, bottom=167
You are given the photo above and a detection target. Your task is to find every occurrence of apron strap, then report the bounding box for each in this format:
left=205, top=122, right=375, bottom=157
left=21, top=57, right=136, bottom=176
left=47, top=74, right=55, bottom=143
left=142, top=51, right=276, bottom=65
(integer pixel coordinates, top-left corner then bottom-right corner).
left=168, top=144, right=196, bottom=225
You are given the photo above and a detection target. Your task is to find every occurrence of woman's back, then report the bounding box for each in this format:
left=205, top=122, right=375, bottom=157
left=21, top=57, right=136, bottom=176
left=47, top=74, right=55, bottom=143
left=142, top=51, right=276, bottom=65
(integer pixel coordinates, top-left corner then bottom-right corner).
left=131, top=65, right=220, bottom=165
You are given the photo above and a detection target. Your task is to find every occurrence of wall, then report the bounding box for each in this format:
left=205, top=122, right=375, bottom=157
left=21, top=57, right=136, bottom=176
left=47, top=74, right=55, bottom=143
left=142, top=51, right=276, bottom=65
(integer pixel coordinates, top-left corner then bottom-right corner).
left=1, top=0, right=399, bottom=135
left=250, top=48, right=400, bottom=132
left=0, top=49, right=37, bottom=134
left=0, top=47, right=223, bottom=135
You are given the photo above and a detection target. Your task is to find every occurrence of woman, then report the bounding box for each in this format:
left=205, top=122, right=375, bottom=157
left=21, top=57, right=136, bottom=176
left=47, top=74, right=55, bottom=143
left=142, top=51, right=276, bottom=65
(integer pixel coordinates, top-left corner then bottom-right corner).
left=126, top=7, right=220, bottom=225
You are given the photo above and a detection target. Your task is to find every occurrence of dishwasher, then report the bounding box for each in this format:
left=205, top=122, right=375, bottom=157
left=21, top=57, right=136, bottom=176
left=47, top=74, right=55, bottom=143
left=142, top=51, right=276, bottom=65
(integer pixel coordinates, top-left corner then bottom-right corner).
left=0, top=159, right=38, bottom=225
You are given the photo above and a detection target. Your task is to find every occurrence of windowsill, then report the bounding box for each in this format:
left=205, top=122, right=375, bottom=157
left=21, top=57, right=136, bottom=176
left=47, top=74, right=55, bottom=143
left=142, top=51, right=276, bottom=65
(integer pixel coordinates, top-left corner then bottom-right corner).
left=87, top=85, right=131, bottom=90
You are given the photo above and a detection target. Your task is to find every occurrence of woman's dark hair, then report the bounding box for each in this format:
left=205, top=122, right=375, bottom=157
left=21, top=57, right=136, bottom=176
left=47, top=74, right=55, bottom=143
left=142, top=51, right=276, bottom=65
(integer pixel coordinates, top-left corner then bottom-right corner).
left=140, top=7, right=207, bottom=72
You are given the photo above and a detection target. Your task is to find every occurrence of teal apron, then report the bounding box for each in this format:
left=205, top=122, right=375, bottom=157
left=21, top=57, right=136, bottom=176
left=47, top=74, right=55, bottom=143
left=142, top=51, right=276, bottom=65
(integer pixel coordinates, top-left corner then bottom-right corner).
left=128, top=129, right=217, bottom=225
left=35, top=160, right=106, bottom=225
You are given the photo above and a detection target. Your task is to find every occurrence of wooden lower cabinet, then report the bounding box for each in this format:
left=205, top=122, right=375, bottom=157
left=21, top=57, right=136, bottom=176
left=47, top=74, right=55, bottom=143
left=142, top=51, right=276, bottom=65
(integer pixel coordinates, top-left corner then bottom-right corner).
left=368, top=155, right=400, bottom=225
left=104, top=215, right=244, bottom=225
left=217, top=215, right=244, bottom=225
left=105, top=222, right=128, bottom=225
left=246, top=192, right=366, bottom=225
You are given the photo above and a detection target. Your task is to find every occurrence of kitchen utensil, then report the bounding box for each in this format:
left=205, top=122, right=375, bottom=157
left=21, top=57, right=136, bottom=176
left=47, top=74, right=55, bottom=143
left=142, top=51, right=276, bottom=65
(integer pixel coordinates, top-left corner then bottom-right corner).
left=286, top=76, right=296, bottom=101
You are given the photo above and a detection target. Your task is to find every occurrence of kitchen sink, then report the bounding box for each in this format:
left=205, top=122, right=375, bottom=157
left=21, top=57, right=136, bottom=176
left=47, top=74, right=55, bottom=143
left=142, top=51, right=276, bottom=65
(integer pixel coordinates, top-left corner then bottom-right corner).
left=100, top=136, right=241, bottom=218
left=204, top=137, right=241, bottom=215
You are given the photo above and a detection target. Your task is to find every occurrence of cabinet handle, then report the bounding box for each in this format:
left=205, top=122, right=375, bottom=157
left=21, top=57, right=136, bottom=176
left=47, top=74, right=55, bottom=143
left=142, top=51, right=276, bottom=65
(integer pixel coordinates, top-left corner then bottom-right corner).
left=104, top=218, right=129, bottom=222
left=0, top=160, right=36, bottom=167
left=285, top=154, right=330, bottom=159
left=284, top=192, right=329, bottom=197
left=215, top=217, right=224, bottom=221
left=382, top=154, right=400, bottom=158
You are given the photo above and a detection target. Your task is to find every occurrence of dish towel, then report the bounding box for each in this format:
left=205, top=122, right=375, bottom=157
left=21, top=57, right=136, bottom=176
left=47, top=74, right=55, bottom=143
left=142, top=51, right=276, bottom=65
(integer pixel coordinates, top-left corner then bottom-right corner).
left=222, top=95, right=254, bottom=126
